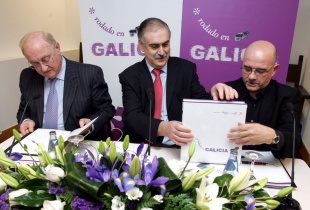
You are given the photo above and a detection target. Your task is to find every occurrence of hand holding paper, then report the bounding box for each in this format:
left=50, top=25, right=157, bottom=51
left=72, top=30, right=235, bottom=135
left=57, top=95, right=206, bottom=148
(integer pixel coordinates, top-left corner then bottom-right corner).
left=158, top=121, right=193, bottom=146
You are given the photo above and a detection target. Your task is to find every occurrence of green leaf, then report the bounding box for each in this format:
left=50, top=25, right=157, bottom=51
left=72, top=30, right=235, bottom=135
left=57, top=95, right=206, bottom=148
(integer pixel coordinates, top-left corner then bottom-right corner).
left=253, top=189, right=270, bottom=198
left=213, top=173, right=233, bottom=187
left=16, top=178, right=50, bottom=191
left=64, top=153, right=104, bottom=200
left=12, top=191, right=55, bottom=207
left=156, top=157, right=181, bottom=192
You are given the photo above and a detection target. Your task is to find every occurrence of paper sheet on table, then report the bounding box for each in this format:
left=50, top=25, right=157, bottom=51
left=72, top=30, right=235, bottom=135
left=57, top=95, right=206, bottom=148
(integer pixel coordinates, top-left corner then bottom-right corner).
left=188, top=151, right=292, bottom=188
left=12, top=116, right=99, bottom=155
left=181, top=99, right=247, bottom=164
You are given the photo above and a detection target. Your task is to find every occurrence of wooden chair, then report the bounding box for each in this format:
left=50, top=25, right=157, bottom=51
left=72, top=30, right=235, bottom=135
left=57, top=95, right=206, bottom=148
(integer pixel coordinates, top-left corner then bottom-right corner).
left=286, top=55, right=310, bottom=122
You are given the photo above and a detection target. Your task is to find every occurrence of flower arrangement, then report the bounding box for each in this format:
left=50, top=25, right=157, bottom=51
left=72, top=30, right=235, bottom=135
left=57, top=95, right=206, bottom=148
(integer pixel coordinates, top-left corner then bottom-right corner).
left=0, top=129, right=293, bottom=210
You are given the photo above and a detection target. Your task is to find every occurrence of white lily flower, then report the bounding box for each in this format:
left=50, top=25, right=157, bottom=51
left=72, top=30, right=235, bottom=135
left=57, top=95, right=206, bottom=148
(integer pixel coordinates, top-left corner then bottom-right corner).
left=126, top=187, right=143, bottom=200
left=153, top=195, right=163, bottom=203
left=9, top=188, right=29, bottom=206
left=196, top=176, right=229, bottom=210
left=141, top=208, right=153, bottom=210
left=167, top=159, right=186, bottom=177
left=44, top=165, right=65, bottom=183
left=0, top=177, right=7, bottom=191
left=41, top=200, right=65, bottom=210
left=111, top=196, right=125, bottom=210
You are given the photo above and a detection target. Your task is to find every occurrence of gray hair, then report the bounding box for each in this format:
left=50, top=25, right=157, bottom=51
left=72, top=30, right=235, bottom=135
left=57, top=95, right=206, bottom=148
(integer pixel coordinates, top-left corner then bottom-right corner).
left=137, top=18, right=171, bottom=43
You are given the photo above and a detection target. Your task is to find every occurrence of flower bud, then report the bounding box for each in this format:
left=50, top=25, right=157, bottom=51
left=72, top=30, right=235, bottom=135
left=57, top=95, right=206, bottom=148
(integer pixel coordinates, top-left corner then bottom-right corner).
left=43, top=151, right=54, bottom=165
left=129, top=156, right=141, bottom=178
left=109, top=142, right=117, bottom=162
left=196, top=166, right=215, bottom=181
left=265, top=199, right=280, bottom=205
left=229, top=168, right=251, bottom=193
left=18, top=163, right=36, bottom=179
left=0, top=172, right=19, bottom=188
left=106, top=137, right=111, bottom=145
left=12, top=129, right=21, bottom=141
left=188, top=141, right=196, bottom=158
left=0, top=148, right=6, bottom=158
left=99, top=141, right=107, bottom=155
left=123, top=135, right=130, bottom=151
left=56, top=146, right=64, bottom=165
left=0, top=157, right=17, bottom=167
left=44, top=164, right=65, bottom=182
left=0, top=177, right=7, bottom=191
left=253, top=178, right=268, bottom=191
left=265, top=199, right=280, bottom=209
left=42, top=200, right=65, bottom=210
left=9, top=189, right=29, bottom=206
left=58, top=135, right=65, bottom=151
left=182, top=171, right=197, bottom=192
left=277, top=186, right=293, bottom=197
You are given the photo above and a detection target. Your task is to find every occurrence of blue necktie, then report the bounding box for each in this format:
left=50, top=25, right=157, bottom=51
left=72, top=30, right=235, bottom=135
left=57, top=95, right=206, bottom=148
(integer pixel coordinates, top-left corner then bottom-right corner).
left=43, top=78, right=58, bottom=129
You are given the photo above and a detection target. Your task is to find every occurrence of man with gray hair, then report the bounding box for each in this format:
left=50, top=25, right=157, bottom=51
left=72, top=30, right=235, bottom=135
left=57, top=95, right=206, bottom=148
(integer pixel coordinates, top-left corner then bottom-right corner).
left=119, top=17, right=238, bottom=146
left=17, top=31, right=115, bottom=140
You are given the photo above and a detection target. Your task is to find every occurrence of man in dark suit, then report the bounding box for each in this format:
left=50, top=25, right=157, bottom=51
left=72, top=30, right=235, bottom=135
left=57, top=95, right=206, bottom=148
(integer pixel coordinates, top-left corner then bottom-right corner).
left=226, top=40, right=302, bottom=159
left=119, top=18, right=237, bottom=146
left=17, top=31, right=115, bottom=140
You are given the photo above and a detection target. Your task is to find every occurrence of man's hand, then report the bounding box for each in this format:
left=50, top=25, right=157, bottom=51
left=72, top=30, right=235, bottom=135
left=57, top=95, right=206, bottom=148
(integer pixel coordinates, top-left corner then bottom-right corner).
left=158, top=121, right=194, bottom=146
left=210, top=83, right=238, bottom=100
left=227, top=122, right=275, bottom=145
left=79, top=118, right=92, bottom=135
left=19, top=119, right=35, bottom=136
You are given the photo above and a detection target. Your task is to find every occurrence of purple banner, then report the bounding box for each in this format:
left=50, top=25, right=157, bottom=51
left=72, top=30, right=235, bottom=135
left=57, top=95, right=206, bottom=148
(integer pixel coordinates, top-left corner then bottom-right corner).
left=180, top=0, right=299, bottom=90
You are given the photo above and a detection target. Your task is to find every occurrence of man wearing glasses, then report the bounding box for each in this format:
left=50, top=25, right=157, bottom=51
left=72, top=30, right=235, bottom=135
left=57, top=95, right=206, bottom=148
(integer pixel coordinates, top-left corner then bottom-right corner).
left=17, top=31, right=115, bottom=140
left=226, top=40, right=302, bottom=159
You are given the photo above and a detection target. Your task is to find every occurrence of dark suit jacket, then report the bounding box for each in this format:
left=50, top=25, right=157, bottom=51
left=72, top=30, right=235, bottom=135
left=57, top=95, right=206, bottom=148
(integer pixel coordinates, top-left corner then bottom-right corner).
left=17, top=58, right=115, bottom=141
left=119, top=57, right=210, bottom=144
left=226, top=78, right=302, bottom=159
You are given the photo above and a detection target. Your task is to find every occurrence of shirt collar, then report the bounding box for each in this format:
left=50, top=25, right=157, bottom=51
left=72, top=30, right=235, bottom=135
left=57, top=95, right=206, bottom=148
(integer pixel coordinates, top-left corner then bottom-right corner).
left=145, top=59, right=167, bottom=74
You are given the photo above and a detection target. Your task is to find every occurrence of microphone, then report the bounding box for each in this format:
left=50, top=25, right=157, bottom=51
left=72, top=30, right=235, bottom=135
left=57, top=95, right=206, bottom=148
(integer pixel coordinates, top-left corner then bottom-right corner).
left=5, top=94, right=41, bottom=156
left=275, top=102, right=300, bottom=210
left=146, top=88, right=153, bottom=155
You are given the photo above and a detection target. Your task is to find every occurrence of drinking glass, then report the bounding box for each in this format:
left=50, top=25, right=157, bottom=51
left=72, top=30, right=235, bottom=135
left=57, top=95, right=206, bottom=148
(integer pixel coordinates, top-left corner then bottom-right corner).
left=244, top=151, right=263, bottom=180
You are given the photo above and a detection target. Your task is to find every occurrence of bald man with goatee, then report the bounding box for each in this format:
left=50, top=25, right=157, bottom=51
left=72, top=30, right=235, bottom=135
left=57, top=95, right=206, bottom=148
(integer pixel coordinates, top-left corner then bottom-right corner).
left=226, top=40, right=301, bottom=159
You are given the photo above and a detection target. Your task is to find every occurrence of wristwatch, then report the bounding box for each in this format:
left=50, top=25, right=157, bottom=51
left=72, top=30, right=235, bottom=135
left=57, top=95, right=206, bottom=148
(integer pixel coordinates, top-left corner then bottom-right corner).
left=272, top=131, right=280, bottom=144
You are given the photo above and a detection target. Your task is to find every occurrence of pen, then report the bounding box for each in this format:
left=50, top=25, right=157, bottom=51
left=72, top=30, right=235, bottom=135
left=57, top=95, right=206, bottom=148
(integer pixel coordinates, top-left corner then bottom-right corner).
left=241, top=161, right=268, bottom=165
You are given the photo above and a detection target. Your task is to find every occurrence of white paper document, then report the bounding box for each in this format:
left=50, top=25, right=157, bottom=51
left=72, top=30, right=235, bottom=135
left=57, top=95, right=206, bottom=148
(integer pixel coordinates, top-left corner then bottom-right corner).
left=12, top=116, right=99, bottom=155
left=181, top=99, right=247, bottom=164
left=187, top=150, right=292, bottom=189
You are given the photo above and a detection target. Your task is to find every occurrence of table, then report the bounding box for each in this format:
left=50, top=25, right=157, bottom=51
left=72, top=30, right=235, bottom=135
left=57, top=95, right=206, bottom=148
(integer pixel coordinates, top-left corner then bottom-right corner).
left=1, top=137, right=309, bottom=209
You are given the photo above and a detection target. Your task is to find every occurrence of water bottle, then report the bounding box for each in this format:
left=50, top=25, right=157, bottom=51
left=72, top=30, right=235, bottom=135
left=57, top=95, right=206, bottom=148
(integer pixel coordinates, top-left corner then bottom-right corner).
left=48, top=131, right=58, bottom=155
left=223, top=147, right=239, bottom=176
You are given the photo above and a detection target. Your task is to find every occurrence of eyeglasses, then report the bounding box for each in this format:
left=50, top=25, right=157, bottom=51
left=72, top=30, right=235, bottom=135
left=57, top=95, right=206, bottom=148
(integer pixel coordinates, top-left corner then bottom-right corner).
left=241, top=65, right=274, bottom=76
left=29, top=47, right=55, bottom=69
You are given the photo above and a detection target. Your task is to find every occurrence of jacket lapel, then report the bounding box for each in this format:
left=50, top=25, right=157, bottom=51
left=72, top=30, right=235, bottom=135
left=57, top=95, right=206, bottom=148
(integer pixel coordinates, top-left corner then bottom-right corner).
left=63, top=60, right=78, bottom=124
left=36, top=75, right=45, bottom=128
left=166, top=58, right=179, bottom=109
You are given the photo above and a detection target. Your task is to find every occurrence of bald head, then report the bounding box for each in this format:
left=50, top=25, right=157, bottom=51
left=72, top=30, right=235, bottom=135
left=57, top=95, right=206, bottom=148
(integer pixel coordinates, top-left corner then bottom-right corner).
left=242, top=40, right=279, bottom=98
left=244, top=40, right=278, bottom=65
left=19, top=31, right=56, bottom=55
